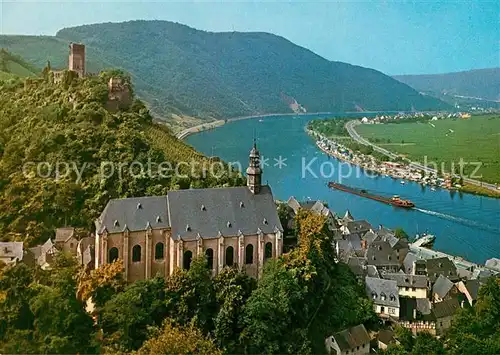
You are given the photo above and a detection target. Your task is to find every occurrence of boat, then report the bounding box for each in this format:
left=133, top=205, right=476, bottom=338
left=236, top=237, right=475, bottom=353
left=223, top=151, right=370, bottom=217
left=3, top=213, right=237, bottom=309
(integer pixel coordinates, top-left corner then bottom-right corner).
left=400, top=180, right=406, bottom=185
left=328, top=182, right=415, bottom=208
left=414, top=233, right=436, bottom=247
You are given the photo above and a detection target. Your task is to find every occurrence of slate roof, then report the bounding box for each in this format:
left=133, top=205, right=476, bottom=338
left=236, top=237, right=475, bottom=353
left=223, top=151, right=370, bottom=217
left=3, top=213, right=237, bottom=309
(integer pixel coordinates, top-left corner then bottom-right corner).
left=0, top=242, right=24, bottom=264
left=366, top=276, right=400, bottom=308
left=96, top=196, right=170, bottom=234
left=366, top=240, right=399, bottom=267
left=347, top=257, right=367, bottom=277
left=399, top=297, right=434, bottom=322
left=367, top=265, right=380, bottom=278
left=462, top=279, right=480, bottom=301
left=426, top=257, right=459, bottom=282
left=378, top=329, right=396, bottom=346
left=168, top=185, right=282, bottom=240
left=433, top=275, right=455, bottom=299
left=332, top=324, right=370, bottom=351
left=55, top=227, right=75, bottom=243
left=382, top=273, right=428, bottom=288
left=416, top=298, right=432, bottom=315
left=403, top=252, right=418, bottom=274
left=432, top=297, right=460, bottom=318
left=345, top=220, right=373, bottom=235
left=363, top=230, right=379, bottom=245
left=346, top=233, right=362, bottom=251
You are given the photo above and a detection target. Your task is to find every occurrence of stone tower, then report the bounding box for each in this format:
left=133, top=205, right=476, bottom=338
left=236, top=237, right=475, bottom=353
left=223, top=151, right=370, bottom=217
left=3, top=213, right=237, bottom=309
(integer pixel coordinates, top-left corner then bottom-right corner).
left=69, top=43, right=85, bottom=77
left=246, top=140, right=262, bottom=194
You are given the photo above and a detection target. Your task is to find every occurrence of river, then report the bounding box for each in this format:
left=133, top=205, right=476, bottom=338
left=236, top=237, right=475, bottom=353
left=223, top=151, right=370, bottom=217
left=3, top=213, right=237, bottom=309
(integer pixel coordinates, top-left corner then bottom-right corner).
left=186, top=113, right=500, bottom=264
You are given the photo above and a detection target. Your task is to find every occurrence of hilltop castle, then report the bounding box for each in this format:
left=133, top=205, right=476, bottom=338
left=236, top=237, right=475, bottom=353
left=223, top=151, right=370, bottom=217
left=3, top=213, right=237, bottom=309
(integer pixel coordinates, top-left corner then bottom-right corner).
left=51, top=42, right=131, bottom=110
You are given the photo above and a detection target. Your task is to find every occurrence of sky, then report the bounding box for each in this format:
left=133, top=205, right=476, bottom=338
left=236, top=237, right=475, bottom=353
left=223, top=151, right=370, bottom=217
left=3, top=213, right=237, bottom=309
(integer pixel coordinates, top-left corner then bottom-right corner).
left=1, top=0, right=499, bottom=75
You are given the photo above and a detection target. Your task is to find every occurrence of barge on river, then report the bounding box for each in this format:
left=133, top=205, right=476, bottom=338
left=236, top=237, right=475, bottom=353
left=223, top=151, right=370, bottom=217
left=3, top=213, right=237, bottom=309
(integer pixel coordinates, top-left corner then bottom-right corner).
left=328, top=182, right=415, bottom=209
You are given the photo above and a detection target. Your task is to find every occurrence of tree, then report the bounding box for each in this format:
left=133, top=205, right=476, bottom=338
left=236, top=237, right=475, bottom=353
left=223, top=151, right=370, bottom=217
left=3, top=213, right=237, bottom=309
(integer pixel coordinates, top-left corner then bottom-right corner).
left=164, top=257, right=216, bottom=334
left=394, top=228, right=409, bottom=239
left=213, top=268, right=256, bottom=353
left=135, top=320, right=222, bottom=355
left=100, top=276, right=167, bottom=351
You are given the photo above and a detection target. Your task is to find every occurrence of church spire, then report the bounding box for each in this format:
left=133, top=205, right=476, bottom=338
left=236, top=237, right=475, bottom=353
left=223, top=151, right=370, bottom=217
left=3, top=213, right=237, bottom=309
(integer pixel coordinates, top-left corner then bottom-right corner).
left=246, top=140, right=262, bottom=194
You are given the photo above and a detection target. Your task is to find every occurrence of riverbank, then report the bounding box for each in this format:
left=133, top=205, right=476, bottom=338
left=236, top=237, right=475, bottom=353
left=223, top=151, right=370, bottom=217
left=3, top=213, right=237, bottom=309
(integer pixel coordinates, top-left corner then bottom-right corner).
left=307, top=127, right=500, bottom=198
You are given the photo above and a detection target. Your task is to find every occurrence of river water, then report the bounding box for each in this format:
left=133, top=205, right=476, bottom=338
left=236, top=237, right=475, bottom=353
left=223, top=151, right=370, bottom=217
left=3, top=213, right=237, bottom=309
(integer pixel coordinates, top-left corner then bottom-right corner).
left=186, top=113, right=500, bottom=264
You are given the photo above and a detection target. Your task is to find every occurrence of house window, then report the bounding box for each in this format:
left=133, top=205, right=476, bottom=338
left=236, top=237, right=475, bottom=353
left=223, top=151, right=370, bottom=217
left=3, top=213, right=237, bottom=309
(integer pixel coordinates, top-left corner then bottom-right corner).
left=405, top=287, right=409, bottom=291
left=205, top=248, right=214, bottom=270
left=225, top=246, right=234, bottom=266
left=183, top=250, right=193, bottom=270
left=380, top=306, right=385, bottom=313
left=245, top=244, right=254, bottom=264
left=412, top=287, right=416, bottom=291
left=389, top=308, right=396, bottom=314
left=108, top=247, right=119, bottom=263
left=265, top=242, right=273, bottom=260
left=132, top=245, right=141, bottom=262
left=155, top=242, right=164, bottom=260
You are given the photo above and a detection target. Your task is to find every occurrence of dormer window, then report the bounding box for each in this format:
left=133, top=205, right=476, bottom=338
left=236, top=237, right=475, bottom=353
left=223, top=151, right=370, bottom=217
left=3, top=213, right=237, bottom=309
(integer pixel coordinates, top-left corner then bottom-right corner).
left=137, top=202, right=142, bottom=209
left=438, top=263, right=443, bottom=268
left=378, top=245, right=382, bottom=251
left=371, top=292, right=377, bottom=299
left=156, top=216, right=162, bottom=223
left=390, top=294, right=396, bottom=301
left=186, top=225, right=191, bottom=232
left=240, top=201, right=244, bottom=208
left=114, top=220, right=119, bottom=227
left=263, top=218, right=268, bottom=225
left=227, top=221, right=232, bottom=228
left=380, top=292, right=386, bottom=301
left=201, top=204, right=206, bottom=211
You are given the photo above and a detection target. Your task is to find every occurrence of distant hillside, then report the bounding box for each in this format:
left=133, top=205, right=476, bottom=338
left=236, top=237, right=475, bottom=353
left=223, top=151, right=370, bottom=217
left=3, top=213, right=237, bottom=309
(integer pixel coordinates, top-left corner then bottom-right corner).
left=0, top=48, right=39, bottom=80
left=394, top=68, right=500, bottom=102
left=1, top=21, right=449, bottom=127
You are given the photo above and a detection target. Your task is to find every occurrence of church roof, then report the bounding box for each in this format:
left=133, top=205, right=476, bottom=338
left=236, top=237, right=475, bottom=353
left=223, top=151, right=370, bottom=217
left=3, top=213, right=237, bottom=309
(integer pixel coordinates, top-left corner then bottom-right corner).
left=168, top=185, right=282, bottom=240
left=96, top=196, right=170, bottom=233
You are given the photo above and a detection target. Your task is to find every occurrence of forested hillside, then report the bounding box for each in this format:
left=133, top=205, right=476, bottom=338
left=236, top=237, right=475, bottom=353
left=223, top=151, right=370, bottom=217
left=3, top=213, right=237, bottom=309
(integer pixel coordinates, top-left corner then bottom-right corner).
left=0, top=49, right=39, bottom=80
left=1, top=20, right=449, bottom=128
left=0, top=70, right=243, bottom=245
left=394, top=68, right=500, bottom=102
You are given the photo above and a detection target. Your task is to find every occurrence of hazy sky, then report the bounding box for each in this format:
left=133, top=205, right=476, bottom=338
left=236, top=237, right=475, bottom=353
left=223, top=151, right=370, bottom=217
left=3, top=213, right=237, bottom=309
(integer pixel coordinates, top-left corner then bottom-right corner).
left=1, top=1, right=499, bottom=75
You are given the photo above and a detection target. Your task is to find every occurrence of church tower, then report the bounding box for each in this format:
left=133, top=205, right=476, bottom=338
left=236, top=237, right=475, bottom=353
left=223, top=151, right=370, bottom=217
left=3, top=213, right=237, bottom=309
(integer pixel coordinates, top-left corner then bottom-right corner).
left=246, top=140, right=262, bottom=194
left=68, top=43, right=85, bottom=78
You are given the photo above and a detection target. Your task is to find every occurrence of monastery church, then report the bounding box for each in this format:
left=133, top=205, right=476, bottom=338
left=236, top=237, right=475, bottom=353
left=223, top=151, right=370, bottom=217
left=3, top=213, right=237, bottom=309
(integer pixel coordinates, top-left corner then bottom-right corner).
left=95, top=142, right=284, bottom=281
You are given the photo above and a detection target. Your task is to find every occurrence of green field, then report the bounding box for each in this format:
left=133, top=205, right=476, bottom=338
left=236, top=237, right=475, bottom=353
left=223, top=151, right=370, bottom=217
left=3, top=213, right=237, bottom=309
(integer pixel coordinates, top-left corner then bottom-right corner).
left=355, top=115, right=500, bottom=184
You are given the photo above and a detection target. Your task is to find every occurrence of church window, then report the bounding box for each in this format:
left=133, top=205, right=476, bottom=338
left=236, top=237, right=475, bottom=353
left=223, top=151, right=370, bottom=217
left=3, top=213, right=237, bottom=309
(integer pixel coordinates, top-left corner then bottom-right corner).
left=265, top=242, right=273, bottom=260
left=225, top=246, right=234, bottom=266
left=183, top=250, right=193, bottom=270
left=132, top=245, right=141, bottom=262
left=108, top=247, right=119, bottom=263
left=245, top=244, right=254, bottom=264
left=205, top=248, right=214, bottom=269
left=155, top=242, right=164, bottom=260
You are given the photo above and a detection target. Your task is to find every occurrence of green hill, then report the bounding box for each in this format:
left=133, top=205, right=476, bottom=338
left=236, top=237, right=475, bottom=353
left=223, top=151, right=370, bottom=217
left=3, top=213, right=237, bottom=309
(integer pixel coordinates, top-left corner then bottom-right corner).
left=0, top=48, right=39, bottom=80
left=394, top=68, right=500, bottom=104
left=1, top=20, right=449, bottom=127
left=0, top=71, right=242, bottom=245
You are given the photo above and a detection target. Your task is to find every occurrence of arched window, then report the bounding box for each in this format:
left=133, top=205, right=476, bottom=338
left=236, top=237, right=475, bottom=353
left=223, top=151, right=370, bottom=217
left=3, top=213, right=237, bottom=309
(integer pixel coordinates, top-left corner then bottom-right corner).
left=108, top=247, right=119, bottom=263
left=132, top=245, right=141, bottom=262
left=183, top=250, right=193, bottom=270
left=155, top=242, right=164, bottom=260
left=265, top=242, right=273, bottom=260
left=225, top=246, right=234, bottom=266
left=205, top=248, right=214, bottom=270
left=245, top=244, right=254, bottom=264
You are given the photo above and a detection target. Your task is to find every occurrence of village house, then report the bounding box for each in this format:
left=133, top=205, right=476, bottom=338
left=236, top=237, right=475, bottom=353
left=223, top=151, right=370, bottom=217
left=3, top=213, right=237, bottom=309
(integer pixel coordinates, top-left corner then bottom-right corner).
left=433, top=298, right=461, bottom=335
left=456, top=279, right=481, bottom=306
left=377, top=329, right=398, bottom=350
left=425, top=257, right=459, bottom=283
left=94, top=143, right=284, bottom=282
left=382, top=273, right=429, bottom=298
left=325, top=324, right=371, bottom=355
left=341, top=220, right=373, bottom=236
left=366, top=276, right=400, bottom=320
left=432, top=275, right=460, bottom=302
left=398, top=297, right=436, bottom=335
left=0, top=242, right=24, bottom=266
left=54, top=227, right=78, bottom=255
left=365, top=240, right=400, bottom=273
left=26, top=239, right=58, bottom=269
